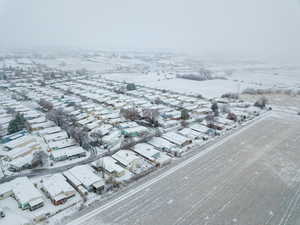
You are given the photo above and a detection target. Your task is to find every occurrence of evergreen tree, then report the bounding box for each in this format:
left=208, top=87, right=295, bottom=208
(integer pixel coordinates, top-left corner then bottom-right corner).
left=8, top=113, right=26, bottom=134
left=126, top=83, right=136, bottom=91
left=181, top=109, right=190, bottom=120
left=211, top=102, right=219, bottom=116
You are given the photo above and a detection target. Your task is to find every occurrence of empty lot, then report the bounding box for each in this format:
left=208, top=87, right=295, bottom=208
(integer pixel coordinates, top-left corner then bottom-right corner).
left=68, top=113, right=300, bottom=225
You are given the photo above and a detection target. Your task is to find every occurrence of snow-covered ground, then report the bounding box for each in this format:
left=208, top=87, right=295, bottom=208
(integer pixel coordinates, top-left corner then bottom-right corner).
left=102, top=65, right=300, bottom=99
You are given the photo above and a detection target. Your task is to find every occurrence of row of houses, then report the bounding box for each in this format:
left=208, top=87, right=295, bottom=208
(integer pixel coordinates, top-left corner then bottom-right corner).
left=0, top=164, right=106, bottom=209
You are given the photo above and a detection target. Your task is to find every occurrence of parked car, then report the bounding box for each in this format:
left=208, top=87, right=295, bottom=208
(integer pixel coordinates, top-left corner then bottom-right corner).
left=0, top=208, right=5, bottom=218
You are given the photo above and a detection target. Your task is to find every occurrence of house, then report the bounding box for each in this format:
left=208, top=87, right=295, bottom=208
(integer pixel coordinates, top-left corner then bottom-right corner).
left=23, top=110, right=41, bottom=120
left=194, top=108, right=212, bottom=115
left=178, top=128, right=203, bottom=140
left=162, top=132, right=192, bottom=147
left=162, top=110, right=181, bottom=120
left=38, top=126, right=62, bottom=136
left=102, top=130, right=123, bottom=150
left=26, top=116, right=47, bottom=125
left=0, top=130, right=28, bottom=144
left=147, top=137, right=182, bottom=157
left=77, top=116, right=96, bottom=126
left=13, top=177, right=44, bottom=211
left=112, top=150, right=142, bottom=172
left=50, top=146, right=86, bottom=162
left=30, top=121, right=56, bottom=131
left=43, top=131, right=68, bottom=143
left=91, top=124, right=113, bottom=137
left=2, top=140, right=41, bottom=161
left=74, top=112, right=88, bottom=121
left=118, top=121, right=139, bottom=129
left=8, top=154, right=33, bottom=172
left=131, top=143, right=171, bottom=166
left=190, top=123, right=209, bottom=134
left=206, top=122, right=225, bottom=131
left=63, top=165, right=105, bottom=194
left=41, top=174, right=76, bottom=205
left=85, top=120, right=100, bottom=131
left=92, top=156, right=127, bottom=178
left=0, top=177, right=44, bottom=211
left=3, top=135, right=36, bottom=151
left=48, top=138, right=77, bottom=151
left=159, top=119, right=181, bottom=129
left=121, top=126, right=148, bottom=137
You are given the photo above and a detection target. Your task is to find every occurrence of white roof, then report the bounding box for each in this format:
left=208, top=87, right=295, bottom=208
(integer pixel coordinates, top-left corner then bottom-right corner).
left=9, top=154, right=33, bottom=167
left=66, top=165, right=103, bottom=188
left=30, top=121, right=56, bottom=129
left=217, top=117, right=234, bottom=125
left=63, top=171, right=82, bottom=187
left=93, top=156, right=125, bottom=174
left=132, top=143, right=161, bottom=161
left=118, top=121, right=139, bottom=129
left=38, top=126, right=62, bottom=135
left=43, top=131, right=68, bottom=143
left=4, top=142, right=40, bottom=159
left=86, top=120, right=100, bottom=130
left=48, top=138, right=77, bottom=150
left=123, top=126, right=148, bottom=134
left=42, top=174, right=75, bottom=199
left=178, top=128, right=202, bottom=139
left=27, top=116, right=46, bottom=124
left=51, top=146, right=86, bottom=158
left=148, top=137, right=175, bottom=149
left=77, top=117, right=96, bottom=126
left=4, top=135, right=36, bottom=150
left=12, top=177, right=43, bottom=205
left=112, top=150, right=140, bottom=167
left=92, top=124, right=113, bottom=136
left=102, top=130, right=121, bottom=145
left=190, top=124, right=209, bottom=133
left=162, top=132, right=190, bottom=146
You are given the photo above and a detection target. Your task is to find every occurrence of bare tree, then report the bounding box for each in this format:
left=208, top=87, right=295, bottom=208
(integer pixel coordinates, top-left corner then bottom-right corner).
left=90, top=129, right=104, bottom=145
left=46, top=108, right=67, bottom=127
left=120, top=107, right=140, bottom=121
left=39, top=98, right=53, bottom=111
left=154, top=97, right=162, bottom=104
left=69, top=126, right=90, bottom=148
left=31, top=151, right=44, bottom=168
left=142, top=108, right=159, bottom=126
left=211, top=102, right=219, bottom=116
left=254, top=96, right=268, bottom=109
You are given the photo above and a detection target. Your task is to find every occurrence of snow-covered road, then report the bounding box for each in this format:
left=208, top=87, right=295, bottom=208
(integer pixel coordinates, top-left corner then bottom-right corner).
left=66, top=112, right=300, bottom=225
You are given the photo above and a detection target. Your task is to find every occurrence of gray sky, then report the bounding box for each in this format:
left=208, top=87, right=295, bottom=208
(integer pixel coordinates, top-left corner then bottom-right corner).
left=0, top=0, right=299, bottom=62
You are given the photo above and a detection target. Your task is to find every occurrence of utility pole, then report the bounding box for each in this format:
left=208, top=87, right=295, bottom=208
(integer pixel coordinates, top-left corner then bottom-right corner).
left=237, top=81, right=241, bottom=99
left=0, top=157, right=4, bottom=177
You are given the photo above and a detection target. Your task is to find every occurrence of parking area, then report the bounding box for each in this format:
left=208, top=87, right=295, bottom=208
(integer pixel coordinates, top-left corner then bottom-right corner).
left=69, top=113, right=300, bottom=225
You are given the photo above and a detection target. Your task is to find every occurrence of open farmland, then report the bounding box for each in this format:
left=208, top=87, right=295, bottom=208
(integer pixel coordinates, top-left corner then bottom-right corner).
left=67, top=112, right=300, bottom=225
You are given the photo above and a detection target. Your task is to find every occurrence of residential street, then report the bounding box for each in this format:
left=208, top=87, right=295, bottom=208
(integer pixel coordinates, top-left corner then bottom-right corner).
left=67, top=113, right=300, bottom=225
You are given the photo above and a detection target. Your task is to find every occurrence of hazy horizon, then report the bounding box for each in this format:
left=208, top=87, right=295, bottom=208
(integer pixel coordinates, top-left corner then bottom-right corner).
left=0, top=0, right=300, bottom=63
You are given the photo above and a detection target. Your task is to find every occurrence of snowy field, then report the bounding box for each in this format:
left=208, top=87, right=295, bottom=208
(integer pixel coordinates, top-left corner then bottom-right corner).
left=64, top=112, right=300, bottom=225
left=103, top=66, right=300, bottom=99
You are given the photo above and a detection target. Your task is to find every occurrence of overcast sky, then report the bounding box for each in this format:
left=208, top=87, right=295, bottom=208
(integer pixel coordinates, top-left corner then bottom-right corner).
left=0, top=0, right=299, bottom=62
